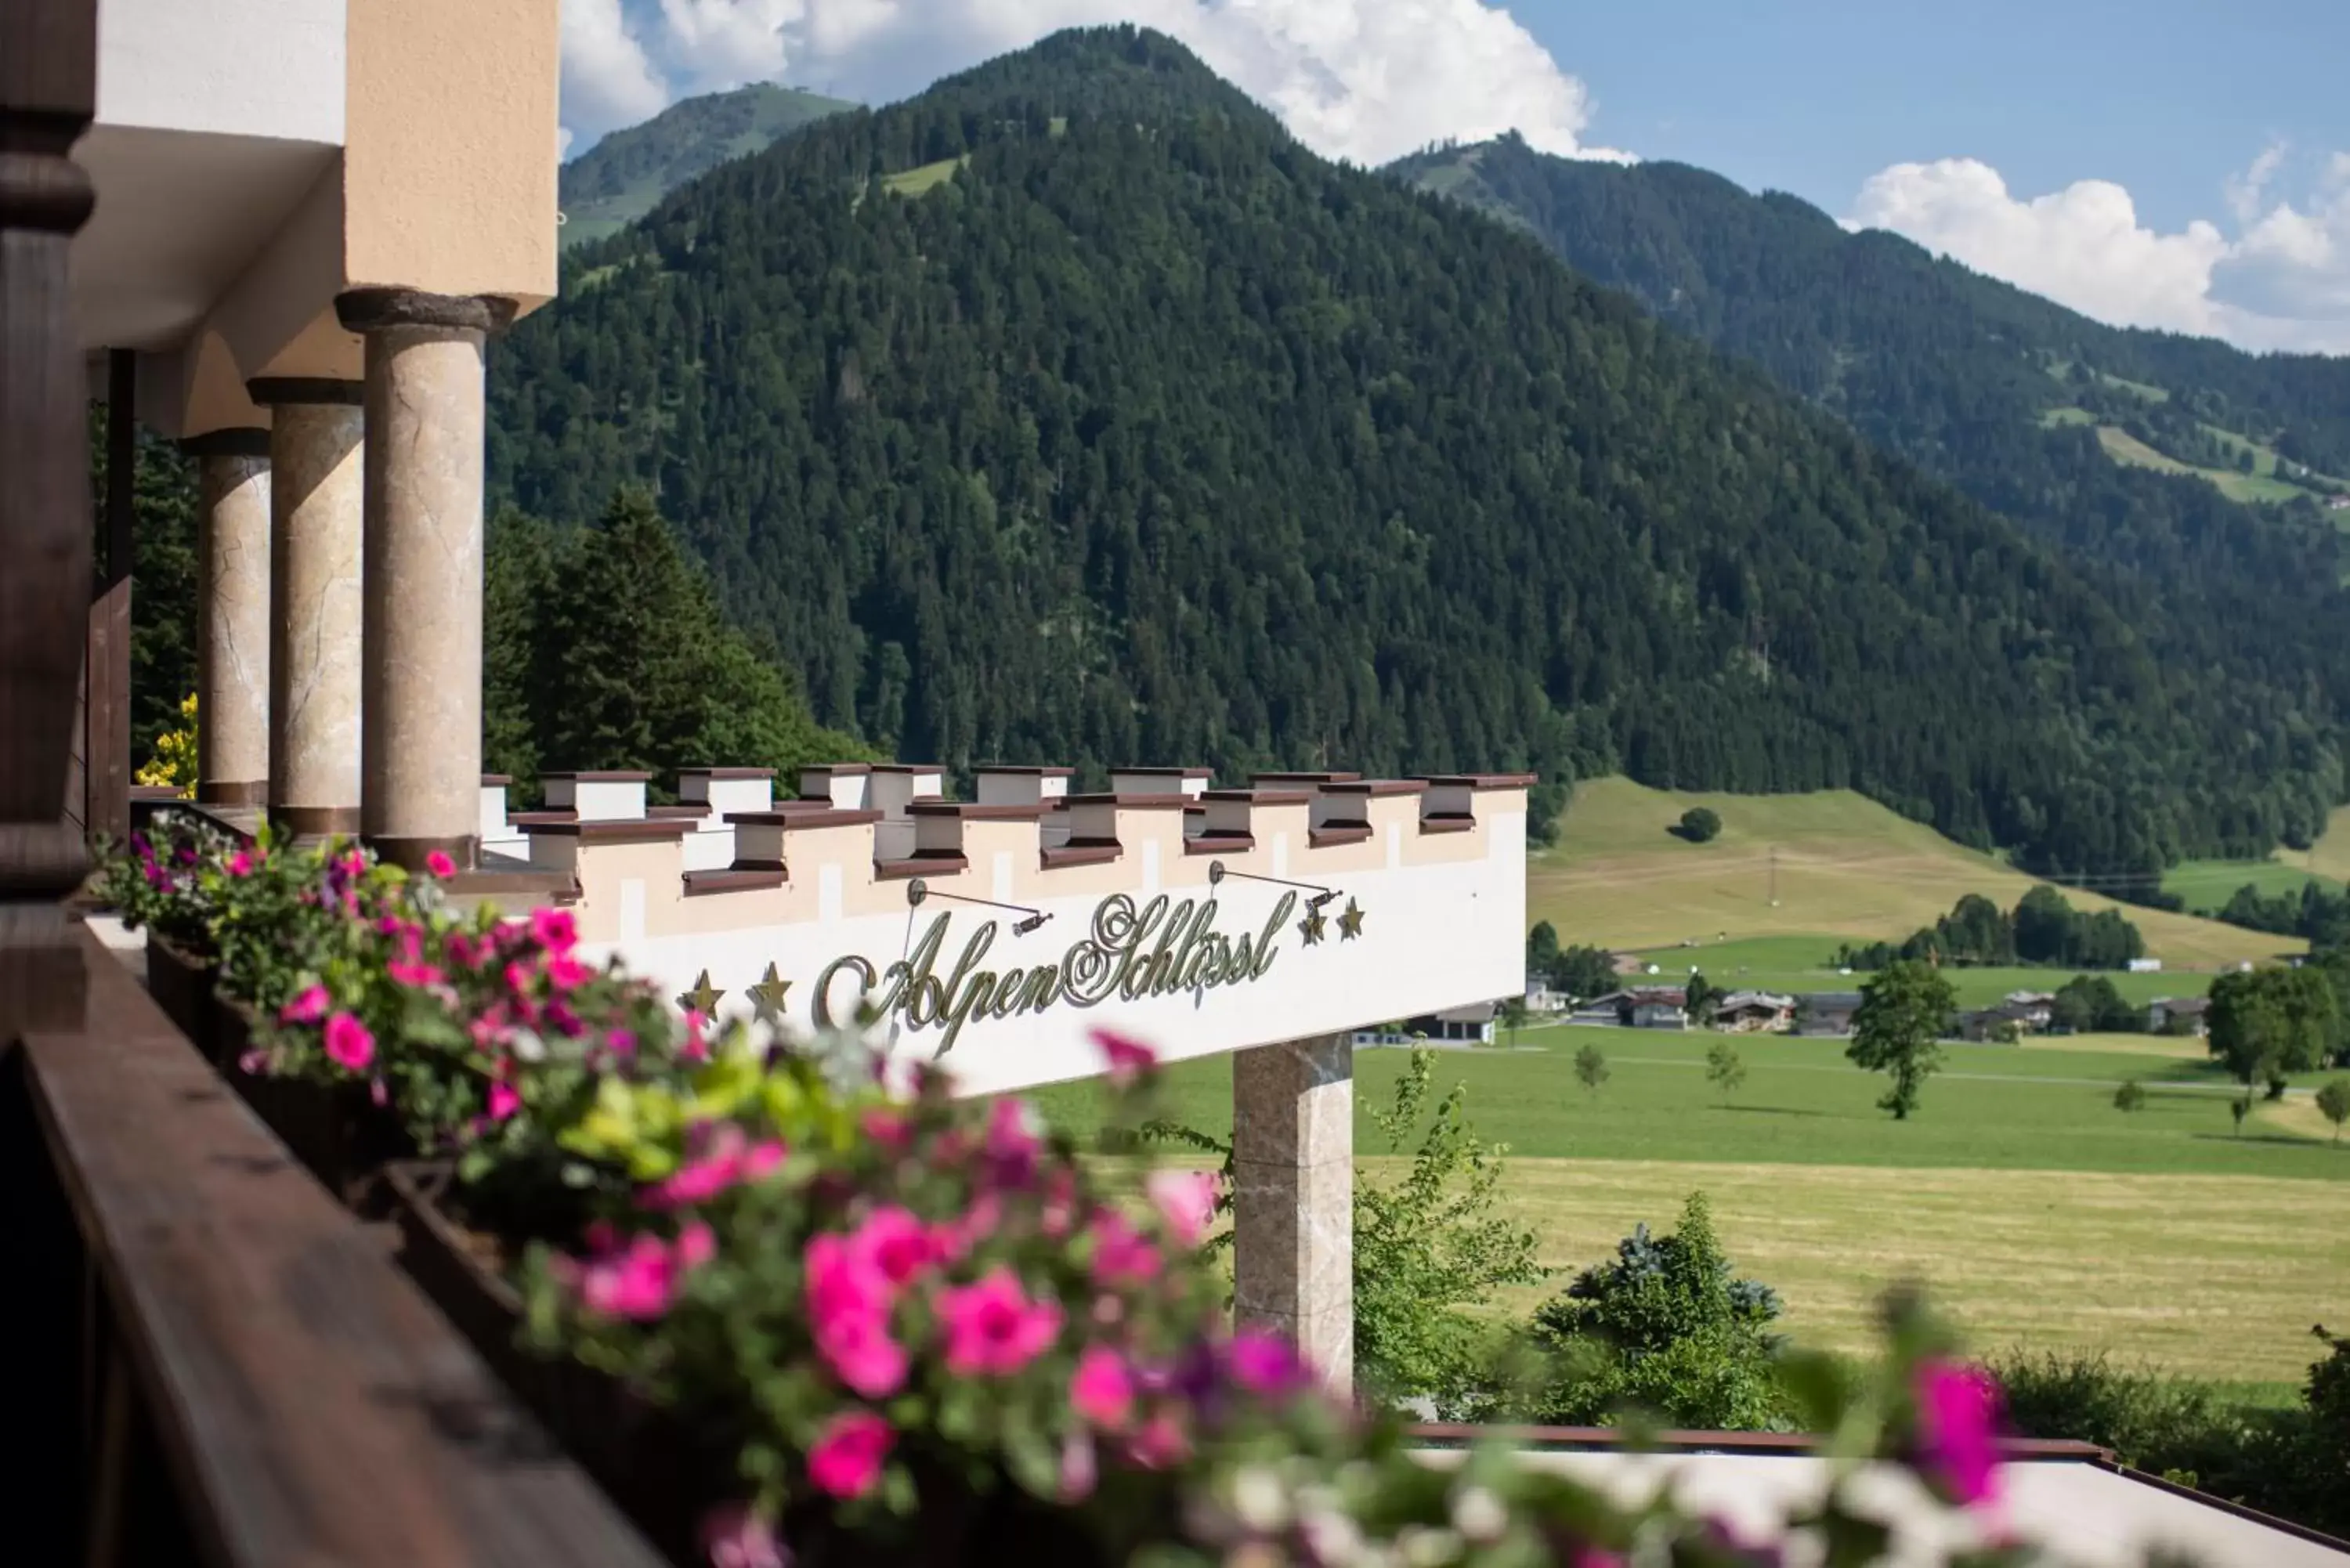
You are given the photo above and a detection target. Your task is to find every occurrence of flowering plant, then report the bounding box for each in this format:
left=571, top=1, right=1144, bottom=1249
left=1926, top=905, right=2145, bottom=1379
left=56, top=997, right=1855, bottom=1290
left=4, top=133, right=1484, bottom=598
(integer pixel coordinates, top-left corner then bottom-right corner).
left=91, top=811, right=240, bottom=953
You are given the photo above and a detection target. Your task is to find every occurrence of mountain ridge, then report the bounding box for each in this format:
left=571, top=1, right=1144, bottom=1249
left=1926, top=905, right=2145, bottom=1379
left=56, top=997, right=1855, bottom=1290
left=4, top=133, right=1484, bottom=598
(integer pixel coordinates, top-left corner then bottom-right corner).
left=490, top=27, right=2342, bottom=878
left=559, top=81, right=859, bottom=247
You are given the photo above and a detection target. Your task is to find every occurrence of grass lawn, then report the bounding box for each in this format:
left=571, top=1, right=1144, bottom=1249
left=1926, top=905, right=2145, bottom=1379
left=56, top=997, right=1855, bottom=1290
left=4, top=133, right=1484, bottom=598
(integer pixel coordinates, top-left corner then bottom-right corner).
left=1529, top=779, right=2287, bottom=968
left=2290, top=806, right=2350, bottom=883
left=1039, top=1028, right=2350, bottom=1383
left=2164, top=857, right=2334, bottom=911
left=1624, top=933, right=2214, bottom=1009
left=881, top=156, right=968, bottom=196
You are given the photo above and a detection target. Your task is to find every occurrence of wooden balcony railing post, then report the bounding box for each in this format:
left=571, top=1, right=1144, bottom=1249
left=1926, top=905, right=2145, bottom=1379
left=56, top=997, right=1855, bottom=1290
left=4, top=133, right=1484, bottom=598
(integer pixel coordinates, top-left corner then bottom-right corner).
left=0, top=0, right=98, bottom=1038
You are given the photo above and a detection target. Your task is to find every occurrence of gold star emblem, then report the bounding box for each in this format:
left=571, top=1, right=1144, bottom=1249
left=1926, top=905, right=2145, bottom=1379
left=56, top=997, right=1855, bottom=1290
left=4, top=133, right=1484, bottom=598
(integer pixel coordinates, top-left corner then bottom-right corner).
left=1337, top=898, right=1365, bottom=941
left=1298, top=907, right=1327, bottom=946
left=677, top=969, right=724, bottom=1016
left=747, top=962, right=794, bottom=1024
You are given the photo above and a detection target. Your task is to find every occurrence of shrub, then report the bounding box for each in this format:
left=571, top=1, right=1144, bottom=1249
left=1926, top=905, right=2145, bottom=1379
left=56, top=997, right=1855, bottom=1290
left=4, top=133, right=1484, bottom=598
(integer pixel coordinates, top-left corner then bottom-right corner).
left=2113, top=1079, right=2147, bottom=1114
left=1676, top=807, right=1723, bottom=844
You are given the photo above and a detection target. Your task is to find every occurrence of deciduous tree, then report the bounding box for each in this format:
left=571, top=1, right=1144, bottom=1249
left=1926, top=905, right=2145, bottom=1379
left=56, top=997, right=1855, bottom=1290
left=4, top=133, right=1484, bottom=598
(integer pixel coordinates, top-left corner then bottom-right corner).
left=1847, top=959, right=1955, bottom=1119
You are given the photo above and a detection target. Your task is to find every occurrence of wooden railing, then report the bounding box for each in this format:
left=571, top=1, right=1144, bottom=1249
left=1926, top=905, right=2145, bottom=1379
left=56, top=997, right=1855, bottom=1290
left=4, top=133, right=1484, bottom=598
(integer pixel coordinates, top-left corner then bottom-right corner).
left=2, top=930, right=666, bottom=1567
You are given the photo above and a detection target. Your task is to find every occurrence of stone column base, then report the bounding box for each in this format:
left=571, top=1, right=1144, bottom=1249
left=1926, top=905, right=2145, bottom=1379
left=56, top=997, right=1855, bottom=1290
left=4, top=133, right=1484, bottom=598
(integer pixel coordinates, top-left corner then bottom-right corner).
left=369, top=834, right=478, bottom=875
left=270, top=804, right=363, bottom=839
left=197, top=780, right=269, bottom=807
left=1231, top=1035, right=1354, bottom=1394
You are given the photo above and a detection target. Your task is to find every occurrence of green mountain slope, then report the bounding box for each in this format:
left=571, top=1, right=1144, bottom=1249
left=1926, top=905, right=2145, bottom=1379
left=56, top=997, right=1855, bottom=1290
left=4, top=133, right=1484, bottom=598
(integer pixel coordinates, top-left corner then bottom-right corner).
left=560, top=82, right=857, bottom=247
left=488, top=26, right=2337, bottom=880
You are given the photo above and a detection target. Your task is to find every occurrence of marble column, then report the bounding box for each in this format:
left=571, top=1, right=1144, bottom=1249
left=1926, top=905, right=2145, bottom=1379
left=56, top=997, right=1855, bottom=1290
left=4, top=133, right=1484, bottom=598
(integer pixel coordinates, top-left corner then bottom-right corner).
left=1232, top=1035, right=1354, bottom=1393
left=335, top=289, right=512, bottom=873
left=180, top=428, right=273, bottom=807
left=249, top=379, right=365, bottom=840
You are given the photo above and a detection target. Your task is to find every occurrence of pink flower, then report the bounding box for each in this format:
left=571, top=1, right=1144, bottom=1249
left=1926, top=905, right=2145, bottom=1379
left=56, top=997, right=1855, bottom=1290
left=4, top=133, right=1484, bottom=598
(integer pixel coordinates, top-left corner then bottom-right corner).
left=530, top=905, right=577, bottom=954
left=805, top=1235, right=909, bottom=1398
left=424, top=848, right=457, bottom=879
left=1124, top=1411, right=1190, bottom=1470
left=861, top=1107, right=912, bottom=1151
left=323, top=1012, right=375, bottom=1073
left=487, top=1082, right=522, bottom=1122
left=226, top=850, right=254, bottom=877
left=1088, top=1210, right=1161, bottom=1289
left=676, top=1221, right=716, bottom=1270
left=937, top=1267, right=1063, bottom=1377
left=1090, top=1027, right=1158, bottom=1089
left=1070, top=1345, right=1135, bottom=1429
left=742, top=1140, right=786, bottom=1182
left=545, top=952, right=592, bottom=991
left=279, top=985, right=331, bottom=1025
left=1146, top=1169, right=1220, bottom=1245
left=682, top=1010, right=710, bottom=1061
left=700, top=1505, right=787, bottom=1568
left=1227, top=1329, right=1309, bottom=1396
left=387, top=960, right=445, bottom=988
left=237, top=1048, right=269, bottom=1076
left=649, top=1125, right=752, bottom=1209
left=935, top=1193, right=1002, bottom=1264
left=847, top=1206, right=938, bottom=1290
left=984, top=1097, right=1043, bottom=1187
left=806, top=1410, right=895, bottom=1500
left=606, top=1027, right=638, bottom=1058
left=1058, top=1430, right=1097, bottom=1503
left=1915, top=1359, right=2004, bottom=1507
left=579, top=1233, right=700, bottom=1321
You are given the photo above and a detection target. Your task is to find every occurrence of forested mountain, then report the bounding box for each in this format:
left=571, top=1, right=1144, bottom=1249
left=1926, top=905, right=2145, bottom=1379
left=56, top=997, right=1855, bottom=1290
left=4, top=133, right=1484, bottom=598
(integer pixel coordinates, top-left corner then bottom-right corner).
left=487, top=26, right=2344, bottom=877
left=1388, top=141, right=2350, bottom=859
left=560, top=83, right=857, bottom=247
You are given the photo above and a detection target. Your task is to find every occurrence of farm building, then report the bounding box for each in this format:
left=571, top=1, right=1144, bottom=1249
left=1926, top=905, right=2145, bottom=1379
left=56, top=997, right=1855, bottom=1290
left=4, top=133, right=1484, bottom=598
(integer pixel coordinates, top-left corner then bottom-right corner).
left=2148, top=996, right=2211, bottom=1035
left=1712, top=991, right=1795, bottom=1032
left=1792, top=992, right=1864, bottom=1035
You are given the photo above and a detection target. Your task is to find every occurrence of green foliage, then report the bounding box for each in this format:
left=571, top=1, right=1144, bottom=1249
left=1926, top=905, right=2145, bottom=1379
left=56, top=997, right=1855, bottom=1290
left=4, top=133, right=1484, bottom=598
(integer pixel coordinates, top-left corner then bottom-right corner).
left=1352, top=1049, right=1544, bottom=1413
left=2112, top=1078, right=2147, bottom=1114
left=2053, top=974, right=2146, bottom=1035
left=1526, top=921, right=1616, bottom=1000
left=2316, top=1078, right=2350, bottom=1141
left=1573, top=1043, right=1610, bottom=1097
left=1517, top=1193, right=1792, bottom=1431
left=1837, top=886, right=2142, bottom=973
left=1705, top=1040, right=1748, bottom=1104
left=483, top=490, right=872, bottom=794
left=1394, top=137, right=2350, bottom=876
left=135, top=692, right=198, bottom=794
left=491, top=30, right=2273, bottom=876
left=2206, top=877, right=2350, bottom=946
left=1676, top=806, right=1722, bottom=843
left=2207, top=964, right=2337, bottom=1092
left=1847, top=960, right=1955, bottom=1118
left=88, top=405, right=199, bottom=763
left=1994, top=1337, right=2350, bottom=1538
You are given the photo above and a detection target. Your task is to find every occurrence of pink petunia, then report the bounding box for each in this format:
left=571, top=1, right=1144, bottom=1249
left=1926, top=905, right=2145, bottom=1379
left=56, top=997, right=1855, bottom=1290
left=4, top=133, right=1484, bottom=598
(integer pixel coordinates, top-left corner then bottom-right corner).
left=806, top=1409, right=895, bottom=1500
left=323, top=1012, right=375, bottom=1073
left=1226, top=1328, right=1309, bottom=1395
left=648, top=1125, right=753, bottom=1209
left=578, top=1233, right=700, bottom=1321
left=1915, top=1359, right=2004, bottom=1507
left=1090, top=1027, right=1158, bottom=1088
left=387, top=960, right=446, bottom=988
left=1070, top=1344, right=1135, bottom=1430
left=983, top=1097, right=1043, bottom=1187
left=805, top=1234, right=908, bottom=1398
left=226, top=850, right=254, bottom=877
left=1058, top=1429, right=1097, bottom=1503
left=1088, top=1209, right=1161, bottom=1289
left=846, top=1206, right=938, bottom=1290
left=1124, top=1411, right=1191, bottom=1470
left=861, top=1107, right=912, bottom=1151
left=1146, top=1169, right=1221, bottom=1245
left=699, top=1504, right=786, bottom=1568
left=487, top=1082, right=522, bottom=1122
left=934, top=1192, right=1002, bottom=1264
left=279, top=985, right=331, bottom=1025
left=936, top=1267, right=1063, bottom=1378
left=530, top=905, right=578, bottom=954
left=424, top=848, right=457, bottom=879
left=544, top=952, right=593, bottom=991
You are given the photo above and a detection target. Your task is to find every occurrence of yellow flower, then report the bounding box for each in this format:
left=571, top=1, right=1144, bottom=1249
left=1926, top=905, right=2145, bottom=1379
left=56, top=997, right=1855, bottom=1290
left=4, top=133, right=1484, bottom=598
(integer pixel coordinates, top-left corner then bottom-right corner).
left=136, top=693, right=199, bottom=796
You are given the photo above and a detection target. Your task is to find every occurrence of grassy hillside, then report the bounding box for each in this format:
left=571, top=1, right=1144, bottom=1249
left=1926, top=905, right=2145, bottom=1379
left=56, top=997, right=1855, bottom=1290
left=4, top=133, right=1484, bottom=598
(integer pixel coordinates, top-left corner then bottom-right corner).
left=1530, top=779, right=2292, bottom=966
left=560, top=83, right=856, bottom=247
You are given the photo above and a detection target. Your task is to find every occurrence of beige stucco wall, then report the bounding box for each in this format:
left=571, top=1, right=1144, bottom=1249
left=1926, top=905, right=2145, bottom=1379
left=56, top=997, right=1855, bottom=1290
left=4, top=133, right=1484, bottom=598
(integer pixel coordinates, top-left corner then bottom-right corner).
left=343, top=0, right=559, bottom=314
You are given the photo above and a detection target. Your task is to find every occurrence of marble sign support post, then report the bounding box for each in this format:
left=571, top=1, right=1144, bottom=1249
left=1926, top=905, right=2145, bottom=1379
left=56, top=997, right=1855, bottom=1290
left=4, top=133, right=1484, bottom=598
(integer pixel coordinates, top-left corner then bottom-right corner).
left=250, top=378, right=365, bottom=840
left=1231, top=1035, right=1355, bottom=1394
left=182, top=428, right=272, bottom=806
left=336, top=289, right=508, bottom=873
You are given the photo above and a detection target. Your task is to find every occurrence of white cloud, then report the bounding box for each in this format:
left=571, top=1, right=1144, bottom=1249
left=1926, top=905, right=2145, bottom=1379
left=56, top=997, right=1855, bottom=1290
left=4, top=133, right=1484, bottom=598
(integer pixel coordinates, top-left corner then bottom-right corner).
left=556, top=0, right=1627, bottom=169
left=1845, top=150, right=2350, bottom=355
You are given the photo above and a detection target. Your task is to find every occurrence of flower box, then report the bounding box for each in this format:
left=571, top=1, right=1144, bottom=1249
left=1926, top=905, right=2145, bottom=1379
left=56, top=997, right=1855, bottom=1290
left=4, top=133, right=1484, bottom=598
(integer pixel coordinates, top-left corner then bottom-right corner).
left=230, top=1067, right=411, bottom=1212
left=145, top=935, right=221, bottom=1062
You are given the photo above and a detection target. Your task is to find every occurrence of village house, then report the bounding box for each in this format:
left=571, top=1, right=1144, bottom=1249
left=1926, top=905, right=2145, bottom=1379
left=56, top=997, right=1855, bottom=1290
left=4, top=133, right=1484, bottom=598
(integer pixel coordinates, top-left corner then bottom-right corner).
left=1712, top=990, right=1795, bottom=1032
left=1575, top=986, right=1690, bottom=1030
left=2148, top=995, right=2212, bottom=1035
left=1792, top=992, right=1864, bottom=1035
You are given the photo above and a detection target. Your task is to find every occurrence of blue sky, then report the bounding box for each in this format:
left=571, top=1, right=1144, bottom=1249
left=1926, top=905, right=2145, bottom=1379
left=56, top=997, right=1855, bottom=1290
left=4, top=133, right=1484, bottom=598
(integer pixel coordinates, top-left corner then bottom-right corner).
left=1521, top=0, right=2346, bottom=235
left=559, top=0, right=2350, bottom=351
